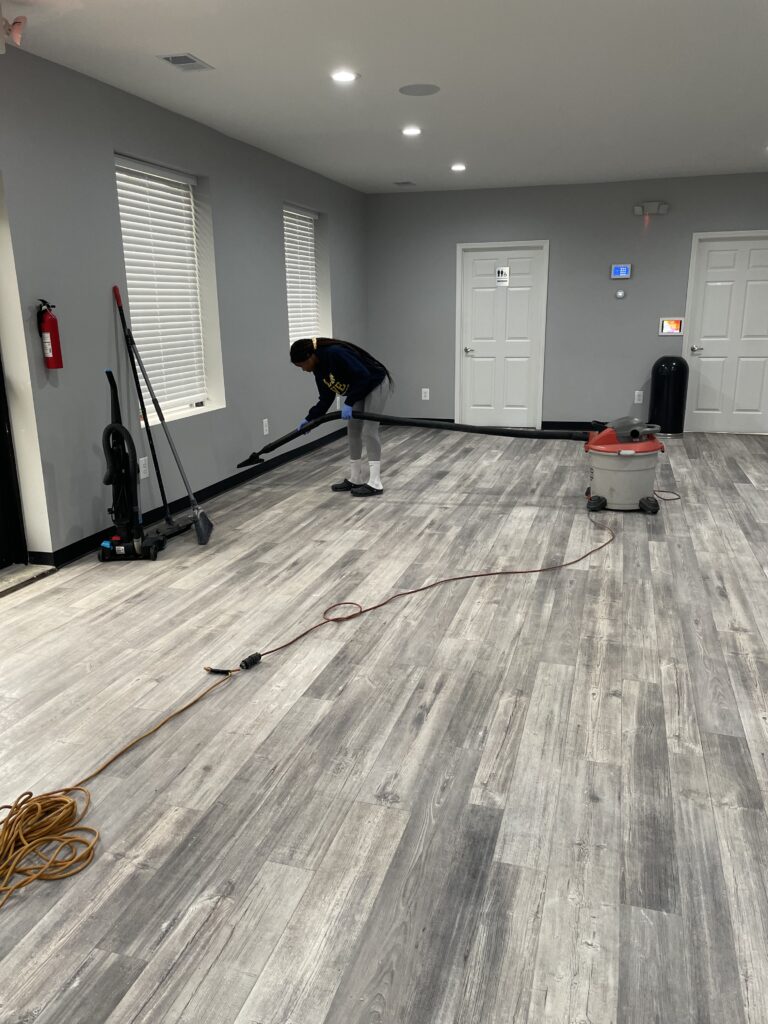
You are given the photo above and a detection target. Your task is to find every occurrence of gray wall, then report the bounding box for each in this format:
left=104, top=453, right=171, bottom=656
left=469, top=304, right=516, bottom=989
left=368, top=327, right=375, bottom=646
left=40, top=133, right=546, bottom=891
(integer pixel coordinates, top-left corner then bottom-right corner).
left=0, top=49, right=366, bottom=552
left=364, top=175, right=768, bottom=422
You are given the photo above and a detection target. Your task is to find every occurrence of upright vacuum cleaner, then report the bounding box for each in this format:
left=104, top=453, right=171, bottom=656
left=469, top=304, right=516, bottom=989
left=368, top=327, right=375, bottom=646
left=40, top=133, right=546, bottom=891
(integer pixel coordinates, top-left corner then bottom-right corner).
left=99, top=371, right=165, bottom=562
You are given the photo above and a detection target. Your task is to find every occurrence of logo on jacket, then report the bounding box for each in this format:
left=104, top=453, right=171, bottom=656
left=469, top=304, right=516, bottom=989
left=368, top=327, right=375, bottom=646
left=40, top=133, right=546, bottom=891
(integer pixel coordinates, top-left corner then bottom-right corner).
left=324, top=373, right=349, bottom=395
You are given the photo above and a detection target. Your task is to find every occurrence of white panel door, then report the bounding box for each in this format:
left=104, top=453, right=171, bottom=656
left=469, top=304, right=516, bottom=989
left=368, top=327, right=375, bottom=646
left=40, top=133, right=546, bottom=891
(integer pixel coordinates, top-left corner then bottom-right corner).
left=458, top=244, right=548, bottom=427
left=686, top=234, right=768, bottom=433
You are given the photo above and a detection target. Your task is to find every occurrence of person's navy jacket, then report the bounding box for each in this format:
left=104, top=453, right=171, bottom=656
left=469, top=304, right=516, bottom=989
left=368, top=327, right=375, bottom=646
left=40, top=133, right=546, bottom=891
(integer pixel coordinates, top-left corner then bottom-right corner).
left=306, top=344, right=387, bottom=420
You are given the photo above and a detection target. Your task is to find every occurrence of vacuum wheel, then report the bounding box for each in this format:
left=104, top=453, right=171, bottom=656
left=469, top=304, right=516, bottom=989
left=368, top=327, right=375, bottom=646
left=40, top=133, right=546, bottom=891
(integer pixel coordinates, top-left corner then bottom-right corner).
left=639, top=496, right=660, bottom=515
left=587, top=494, right=608, bottom=512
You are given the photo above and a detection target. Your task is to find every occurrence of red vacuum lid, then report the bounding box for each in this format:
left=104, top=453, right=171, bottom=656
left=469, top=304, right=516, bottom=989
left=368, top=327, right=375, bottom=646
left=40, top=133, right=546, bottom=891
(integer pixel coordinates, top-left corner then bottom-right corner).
left=585, top=427, right=664, bottom=454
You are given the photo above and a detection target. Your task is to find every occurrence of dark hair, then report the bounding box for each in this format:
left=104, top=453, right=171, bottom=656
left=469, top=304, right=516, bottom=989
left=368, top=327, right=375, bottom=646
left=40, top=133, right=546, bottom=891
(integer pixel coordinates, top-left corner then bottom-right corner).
left=290, top=337, right=393, bottom=387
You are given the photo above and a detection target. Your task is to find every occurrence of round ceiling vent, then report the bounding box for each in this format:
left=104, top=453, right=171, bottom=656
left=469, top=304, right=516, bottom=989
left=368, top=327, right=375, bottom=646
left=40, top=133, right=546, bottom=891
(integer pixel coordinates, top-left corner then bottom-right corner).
left=398, top=84, right=440, bottom=96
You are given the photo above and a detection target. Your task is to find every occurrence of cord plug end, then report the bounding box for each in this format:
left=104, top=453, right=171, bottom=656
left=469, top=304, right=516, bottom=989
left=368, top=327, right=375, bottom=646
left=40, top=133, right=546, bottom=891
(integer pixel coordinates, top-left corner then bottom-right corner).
left=239, top=653, right=262, bottom=670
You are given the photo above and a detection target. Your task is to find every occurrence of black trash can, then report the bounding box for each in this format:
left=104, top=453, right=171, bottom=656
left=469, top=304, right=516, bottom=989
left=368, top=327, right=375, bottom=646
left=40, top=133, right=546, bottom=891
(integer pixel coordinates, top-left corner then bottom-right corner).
left=649, top=355, right=689, bottom=437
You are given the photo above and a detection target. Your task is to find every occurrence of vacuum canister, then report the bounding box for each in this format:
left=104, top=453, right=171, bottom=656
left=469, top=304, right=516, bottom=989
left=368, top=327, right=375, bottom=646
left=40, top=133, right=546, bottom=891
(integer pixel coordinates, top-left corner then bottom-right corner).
left=585, top=418, right=664, bottom=514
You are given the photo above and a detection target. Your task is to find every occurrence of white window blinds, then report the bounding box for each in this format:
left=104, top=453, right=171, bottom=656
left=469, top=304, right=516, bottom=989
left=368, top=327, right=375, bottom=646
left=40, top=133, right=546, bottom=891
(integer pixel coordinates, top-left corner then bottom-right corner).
left=115, top=158, right=207, bottom=416
left=283, top=207, right=319, bottom=342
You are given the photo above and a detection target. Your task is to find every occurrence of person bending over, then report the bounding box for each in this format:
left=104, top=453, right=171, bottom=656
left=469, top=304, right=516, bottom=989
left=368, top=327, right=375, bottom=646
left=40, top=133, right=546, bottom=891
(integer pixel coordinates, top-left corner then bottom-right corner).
left=290, top=336, right=392, bottom=497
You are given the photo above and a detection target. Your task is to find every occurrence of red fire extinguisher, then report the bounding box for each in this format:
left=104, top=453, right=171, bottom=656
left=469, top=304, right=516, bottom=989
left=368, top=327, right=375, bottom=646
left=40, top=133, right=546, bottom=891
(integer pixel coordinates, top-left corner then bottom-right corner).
left=37, top=300, right=63, bottom=370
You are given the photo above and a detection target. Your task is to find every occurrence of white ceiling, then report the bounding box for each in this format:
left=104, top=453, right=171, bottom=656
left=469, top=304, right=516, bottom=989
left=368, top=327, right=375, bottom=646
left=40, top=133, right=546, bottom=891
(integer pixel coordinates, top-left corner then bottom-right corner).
left=6, top=0, right=768, bottom=193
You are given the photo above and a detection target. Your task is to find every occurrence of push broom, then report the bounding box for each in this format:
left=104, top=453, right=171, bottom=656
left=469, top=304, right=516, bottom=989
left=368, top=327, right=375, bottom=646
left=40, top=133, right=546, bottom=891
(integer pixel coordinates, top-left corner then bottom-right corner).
left=113, top=286, right=214, bottom=545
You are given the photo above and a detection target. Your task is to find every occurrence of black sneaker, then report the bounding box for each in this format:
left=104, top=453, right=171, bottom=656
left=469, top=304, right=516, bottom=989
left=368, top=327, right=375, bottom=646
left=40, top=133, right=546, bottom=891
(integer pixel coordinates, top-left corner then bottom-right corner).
left=331, top=478, right=359, bottom=492
left=351, top=483, right=383, bottom=497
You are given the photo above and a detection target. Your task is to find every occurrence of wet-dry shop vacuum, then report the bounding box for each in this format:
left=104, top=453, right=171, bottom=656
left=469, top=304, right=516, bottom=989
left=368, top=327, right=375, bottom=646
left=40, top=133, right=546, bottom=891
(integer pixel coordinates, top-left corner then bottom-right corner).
left=584, top=417, right=663, bottom=514
left=239, top=413, right=666, bottom=514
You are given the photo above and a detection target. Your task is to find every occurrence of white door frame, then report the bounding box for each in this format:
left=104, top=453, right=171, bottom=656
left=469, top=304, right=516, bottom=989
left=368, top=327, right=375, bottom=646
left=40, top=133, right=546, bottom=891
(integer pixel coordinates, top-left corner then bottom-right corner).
left=455, top=240, right=549, bottom=426
left=683, top=229, right=768, bottom=429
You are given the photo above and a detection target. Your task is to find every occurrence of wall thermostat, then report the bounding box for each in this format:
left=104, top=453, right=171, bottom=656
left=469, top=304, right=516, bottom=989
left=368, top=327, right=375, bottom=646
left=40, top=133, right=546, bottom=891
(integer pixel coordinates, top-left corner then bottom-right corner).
left=611, top=264, right=632, bottom=279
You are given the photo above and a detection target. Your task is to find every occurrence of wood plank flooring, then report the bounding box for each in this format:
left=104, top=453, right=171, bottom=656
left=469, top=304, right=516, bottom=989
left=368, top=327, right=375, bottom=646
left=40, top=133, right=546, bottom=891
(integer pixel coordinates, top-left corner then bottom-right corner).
left=2, top=427, right=768, bottom=1023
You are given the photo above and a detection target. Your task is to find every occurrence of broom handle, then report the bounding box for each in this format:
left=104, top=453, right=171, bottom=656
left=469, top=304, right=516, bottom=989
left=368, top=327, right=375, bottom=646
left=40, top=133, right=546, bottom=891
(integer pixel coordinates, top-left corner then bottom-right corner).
left=113, top=287, right=199, bottom=510
left=113, top=289, right=173, bottom=521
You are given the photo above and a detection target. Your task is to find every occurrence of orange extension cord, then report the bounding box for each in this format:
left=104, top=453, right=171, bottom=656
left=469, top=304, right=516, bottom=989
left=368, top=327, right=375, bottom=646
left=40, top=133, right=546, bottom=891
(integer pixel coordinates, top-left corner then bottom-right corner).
left=0, top=515, right=616, bottom=911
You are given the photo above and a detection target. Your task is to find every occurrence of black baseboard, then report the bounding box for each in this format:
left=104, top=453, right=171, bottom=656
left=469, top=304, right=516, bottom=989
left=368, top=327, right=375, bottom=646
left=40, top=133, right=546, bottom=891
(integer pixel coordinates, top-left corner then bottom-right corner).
left=30, top=427, right=346, bottom=569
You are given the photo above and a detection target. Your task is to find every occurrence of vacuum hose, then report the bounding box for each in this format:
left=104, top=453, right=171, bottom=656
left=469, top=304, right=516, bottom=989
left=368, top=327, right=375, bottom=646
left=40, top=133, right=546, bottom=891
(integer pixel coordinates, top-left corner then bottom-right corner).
left=238, top=411, right=590, bottom=467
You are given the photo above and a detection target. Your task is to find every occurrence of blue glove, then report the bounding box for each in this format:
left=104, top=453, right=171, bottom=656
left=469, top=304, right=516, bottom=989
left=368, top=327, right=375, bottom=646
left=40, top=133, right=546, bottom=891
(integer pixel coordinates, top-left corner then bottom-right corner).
left=298, top=418, right=309, bottom=431
left=341, top=403, right=353, bottom=421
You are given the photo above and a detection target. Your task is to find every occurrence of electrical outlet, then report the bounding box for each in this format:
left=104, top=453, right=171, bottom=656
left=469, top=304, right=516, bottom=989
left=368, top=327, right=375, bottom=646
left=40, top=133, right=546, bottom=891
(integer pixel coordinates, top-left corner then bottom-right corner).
left=634, top=390, right=644, bottom=404
left=421, top=388, right=430, bottom=401
left=262, top=418, right=269, bottom=435
left=139, top=456, right=149, bottom=479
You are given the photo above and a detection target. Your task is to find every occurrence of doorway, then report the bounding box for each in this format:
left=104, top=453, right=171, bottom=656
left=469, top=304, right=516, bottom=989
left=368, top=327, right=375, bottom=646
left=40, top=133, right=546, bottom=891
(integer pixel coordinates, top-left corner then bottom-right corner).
left=0, top=345, right=27, bottom=567
left=684, top=231, right=768, bottom=433
left=455, top=241, right=549, bottom=427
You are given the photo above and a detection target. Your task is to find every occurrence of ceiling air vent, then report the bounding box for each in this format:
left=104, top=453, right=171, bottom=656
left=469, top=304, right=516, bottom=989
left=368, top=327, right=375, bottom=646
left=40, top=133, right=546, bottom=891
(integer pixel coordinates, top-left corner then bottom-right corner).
left=394, top=181, right=415, bottom=187
left=158, top=53, right=214, bottom=71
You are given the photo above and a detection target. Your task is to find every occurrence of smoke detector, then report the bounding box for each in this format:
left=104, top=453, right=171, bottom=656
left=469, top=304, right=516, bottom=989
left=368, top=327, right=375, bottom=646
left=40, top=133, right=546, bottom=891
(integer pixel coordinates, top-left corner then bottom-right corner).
left=158, top=53, right=214, bottom=71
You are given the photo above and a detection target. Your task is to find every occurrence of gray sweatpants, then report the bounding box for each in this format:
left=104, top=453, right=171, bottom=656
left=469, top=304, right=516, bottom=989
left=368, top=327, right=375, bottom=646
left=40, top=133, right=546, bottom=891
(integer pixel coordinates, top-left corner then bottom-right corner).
left=347, top=379, right=389, bottom=461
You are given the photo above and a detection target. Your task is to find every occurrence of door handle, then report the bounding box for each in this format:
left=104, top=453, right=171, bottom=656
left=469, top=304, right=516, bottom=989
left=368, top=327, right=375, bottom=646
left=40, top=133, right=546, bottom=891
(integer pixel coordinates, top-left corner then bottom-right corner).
left=464, top=346, right=475, bottom=354
left=690, top=345, right=703, bottom=352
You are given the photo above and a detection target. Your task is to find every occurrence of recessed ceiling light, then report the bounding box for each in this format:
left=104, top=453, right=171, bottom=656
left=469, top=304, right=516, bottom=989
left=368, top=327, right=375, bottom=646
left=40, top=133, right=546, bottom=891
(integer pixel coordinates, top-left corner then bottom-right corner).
left=451, top=163, right=467, bottom=172
left=399, top=84, right=440, bottom=96
left=402, top=126, right=422, bottom=137
left=331, top=69, right=359, bottom=83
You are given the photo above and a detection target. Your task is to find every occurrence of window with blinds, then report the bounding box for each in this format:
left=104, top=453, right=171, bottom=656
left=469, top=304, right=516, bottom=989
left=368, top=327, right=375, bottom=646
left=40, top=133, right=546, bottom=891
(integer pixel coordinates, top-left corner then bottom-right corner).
left=283, top=207, right=319, bottom=342
left=115, top=157, right=208, bottom=417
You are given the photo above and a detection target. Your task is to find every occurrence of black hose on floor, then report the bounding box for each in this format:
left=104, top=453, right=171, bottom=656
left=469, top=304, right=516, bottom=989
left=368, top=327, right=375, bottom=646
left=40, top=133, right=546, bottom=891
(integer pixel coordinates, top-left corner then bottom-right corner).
left=237, top=411, right=591, bottom=467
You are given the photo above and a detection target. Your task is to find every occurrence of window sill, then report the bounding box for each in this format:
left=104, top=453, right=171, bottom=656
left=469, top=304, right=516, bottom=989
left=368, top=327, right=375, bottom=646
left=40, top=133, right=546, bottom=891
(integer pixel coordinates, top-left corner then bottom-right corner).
left=141, top=399, right=225, bottom=429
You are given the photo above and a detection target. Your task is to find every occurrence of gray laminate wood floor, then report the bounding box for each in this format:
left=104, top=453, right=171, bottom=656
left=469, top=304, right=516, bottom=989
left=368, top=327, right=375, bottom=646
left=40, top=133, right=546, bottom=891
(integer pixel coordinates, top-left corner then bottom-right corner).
left=2, top=428, right=768, bottom=1023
